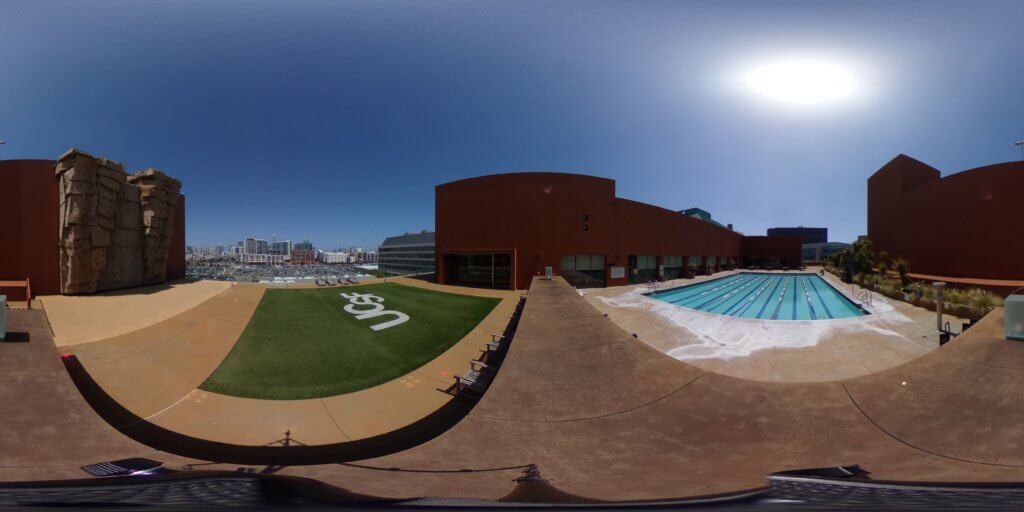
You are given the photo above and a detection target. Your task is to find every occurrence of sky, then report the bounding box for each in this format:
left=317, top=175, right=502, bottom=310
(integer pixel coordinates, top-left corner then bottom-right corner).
left=2, top=0, right=1023, bottom=248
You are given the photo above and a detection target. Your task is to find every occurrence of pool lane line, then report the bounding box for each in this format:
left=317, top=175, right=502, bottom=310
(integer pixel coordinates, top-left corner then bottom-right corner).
left=755, top=275, right=786, bottom=319
left=657, top=274, right=744, bottom=303
left=719, top=275, right=774, bottom=316
left=716, top=275, right=772, bottom=316
left=771, top=276, right=792, bottom=320
left=731, top=276, right=776, bottom=317
left=807, top=275, right=835, bottom=319
left=791, top=276, right=800, bottom=320
left=669, top=274, right=753, bottom=307
left=691, top=274, right=765, bottom=311
left=800, top=276, right=818, bottom=320
left=696, top=276, right=770, bottom=311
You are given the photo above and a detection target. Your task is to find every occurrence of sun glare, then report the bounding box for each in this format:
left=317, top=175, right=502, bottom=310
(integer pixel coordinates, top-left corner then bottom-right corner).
left=742, top=58, right=859, bottom=107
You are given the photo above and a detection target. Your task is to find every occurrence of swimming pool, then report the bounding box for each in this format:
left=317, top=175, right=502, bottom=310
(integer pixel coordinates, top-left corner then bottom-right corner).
left=647, top=272, right=867, bottom=320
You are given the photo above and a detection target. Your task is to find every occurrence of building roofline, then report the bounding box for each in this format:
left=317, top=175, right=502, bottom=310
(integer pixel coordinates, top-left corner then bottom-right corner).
left=436, top=171, right=614, bottom=189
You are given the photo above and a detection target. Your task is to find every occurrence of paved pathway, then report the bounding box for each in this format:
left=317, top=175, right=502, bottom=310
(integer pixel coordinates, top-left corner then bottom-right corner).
left=9, top=276, right=1024, bottom=503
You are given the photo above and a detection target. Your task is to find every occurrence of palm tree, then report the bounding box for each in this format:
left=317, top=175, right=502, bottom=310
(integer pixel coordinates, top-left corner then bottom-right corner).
left=877, top=250, right=889, bottom=275
left=850, top=238, right=874, bottom=275
left=893, top=257, right=910, bottom=286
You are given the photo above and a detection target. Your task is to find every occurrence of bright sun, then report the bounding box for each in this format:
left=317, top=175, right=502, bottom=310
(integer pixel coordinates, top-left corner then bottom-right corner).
left=742, top=58, right=858, bottom=106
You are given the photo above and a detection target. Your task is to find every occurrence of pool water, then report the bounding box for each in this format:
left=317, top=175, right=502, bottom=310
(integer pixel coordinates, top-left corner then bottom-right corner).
left=648, top=272, right=867, bottom=320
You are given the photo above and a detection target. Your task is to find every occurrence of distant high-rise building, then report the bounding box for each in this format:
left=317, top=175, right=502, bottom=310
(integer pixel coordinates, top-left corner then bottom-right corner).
left=269, top=240, right=291, bottom=257
left=767, top=227, right=827, bottom=245
left=290, top=238, right=316, bottom=265
left=293, top=238, right=314, bottom=252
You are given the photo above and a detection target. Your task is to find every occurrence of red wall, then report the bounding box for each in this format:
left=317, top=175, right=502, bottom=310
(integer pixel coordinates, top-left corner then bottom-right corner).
left=0, top=159, right=186, bottom=297
left=0, top=160, right=60, bottom=299
left=868, top=155, right=1024, bottom=280
left=436, top=172, right=798, bottom=289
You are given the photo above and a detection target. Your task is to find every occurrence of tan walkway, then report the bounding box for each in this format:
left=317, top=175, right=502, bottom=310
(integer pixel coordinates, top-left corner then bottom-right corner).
left=40, top=279, right=232, bottom=346
left=66, top=279, right=517, bottom=446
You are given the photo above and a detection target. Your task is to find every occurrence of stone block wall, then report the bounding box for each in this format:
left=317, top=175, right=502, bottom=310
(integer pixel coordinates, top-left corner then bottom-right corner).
left=56, top=149, right=182, bottom=294
left=128, top=169, right=181, bottom=285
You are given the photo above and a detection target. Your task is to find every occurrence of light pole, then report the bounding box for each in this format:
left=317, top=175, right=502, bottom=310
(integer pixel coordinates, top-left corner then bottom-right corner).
left=1015, top=140, right=1024, bottom=161
left=934, top=281, right=946, bottom=333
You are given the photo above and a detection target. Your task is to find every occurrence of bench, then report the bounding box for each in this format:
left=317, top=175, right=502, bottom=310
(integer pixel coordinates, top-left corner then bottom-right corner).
left=0, top=278, right=31, bottom=309
left=455, top=368, right=494, bottom=397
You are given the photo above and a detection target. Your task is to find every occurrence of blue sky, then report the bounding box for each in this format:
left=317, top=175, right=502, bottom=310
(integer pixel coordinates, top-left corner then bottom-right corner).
left=2, top=0, right=1023, bottom=248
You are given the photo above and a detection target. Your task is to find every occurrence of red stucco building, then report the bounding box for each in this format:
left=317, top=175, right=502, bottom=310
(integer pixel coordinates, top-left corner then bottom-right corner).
left=435, top=172, right=801, bottom=290
left=0, top=158, right=185, bottom=300
left=868, top=155, right=1024, bottom=284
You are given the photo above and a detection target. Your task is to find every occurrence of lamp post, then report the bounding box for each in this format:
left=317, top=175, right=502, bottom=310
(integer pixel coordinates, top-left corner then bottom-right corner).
left=934, top=281, right=947, bottom=332
left=1016, top=140, right=1024, bottom=161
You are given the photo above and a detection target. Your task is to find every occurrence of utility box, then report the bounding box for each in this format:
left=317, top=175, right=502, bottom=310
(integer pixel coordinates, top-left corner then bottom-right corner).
left=1005, top=289, right=1024, bottom=341
left=0, top=295, right=6, bottom=341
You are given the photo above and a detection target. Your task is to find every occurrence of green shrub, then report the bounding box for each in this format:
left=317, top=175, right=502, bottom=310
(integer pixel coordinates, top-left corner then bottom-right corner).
left=942, top=288, right=967, bottom=306
left=967, top=288, right=1001, bottom=319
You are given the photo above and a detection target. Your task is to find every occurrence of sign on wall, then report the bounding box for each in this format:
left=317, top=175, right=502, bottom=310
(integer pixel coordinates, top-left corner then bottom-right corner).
left=610, top=266, right=625, bottom=279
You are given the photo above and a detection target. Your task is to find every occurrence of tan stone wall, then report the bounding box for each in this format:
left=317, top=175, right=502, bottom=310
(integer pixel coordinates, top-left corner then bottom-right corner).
left=56, top=149, right=181, bottom=294
left=128, top=169, right=181, bottom=285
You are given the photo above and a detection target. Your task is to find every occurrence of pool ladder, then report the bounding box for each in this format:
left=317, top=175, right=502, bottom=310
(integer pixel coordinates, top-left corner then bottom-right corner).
left=851, top=285, right=873, bottom=307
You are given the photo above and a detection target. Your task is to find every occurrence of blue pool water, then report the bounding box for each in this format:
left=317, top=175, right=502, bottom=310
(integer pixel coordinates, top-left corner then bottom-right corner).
left=648, top=272, right=867, bottom=320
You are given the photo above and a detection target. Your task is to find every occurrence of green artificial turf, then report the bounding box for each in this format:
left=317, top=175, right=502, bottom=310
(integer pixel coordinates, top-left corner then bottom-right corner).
left=200, top=283, right=500, bottom=400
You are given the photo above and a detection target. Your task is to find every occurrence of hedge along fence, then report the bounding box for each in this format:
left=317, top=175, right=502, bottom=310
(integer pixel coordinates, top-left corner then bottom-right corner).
left=823, top=265, right=1002, bottom=323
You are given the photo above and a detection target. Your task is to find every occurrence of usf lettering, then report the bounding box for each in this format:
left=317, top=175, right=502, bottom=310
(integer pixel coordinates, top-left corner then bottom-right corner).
left=339, top=292, right=410, bottom=331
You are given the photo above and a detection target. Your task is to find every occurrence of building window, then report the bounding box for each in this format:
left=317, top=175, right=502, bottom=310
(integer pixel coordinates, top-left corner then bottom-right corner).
left=663, top=255, right=684, bottom=279
left=561, top=254, right=605, bottom=288
left=628, top=255, right=656, bottom=283
left=444, top=253, right=511, bottom=289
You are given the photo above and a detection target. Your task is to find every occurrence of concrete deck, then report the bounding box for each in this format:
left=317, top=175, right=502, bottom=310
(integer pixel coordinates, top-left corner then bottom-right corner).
left=62, top=278, right=517, bottom=446
left=8, top=276, right=1024, bottom=503
left=584, top=268, right=963, bottom=382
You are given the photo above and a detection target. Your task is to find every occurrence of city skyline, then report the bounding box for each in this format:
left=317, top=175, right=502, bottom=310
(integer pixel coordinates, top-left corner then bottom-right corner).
left=186, top=234, right=390, bottom=253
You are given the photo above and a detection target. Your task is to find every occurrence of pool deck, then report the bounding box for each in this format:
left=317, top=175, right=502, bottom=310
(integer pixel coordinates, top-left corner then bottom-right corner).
left=584, top=268, right=964, bottom=382
left=6, top=276, right=1024, bottom=503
